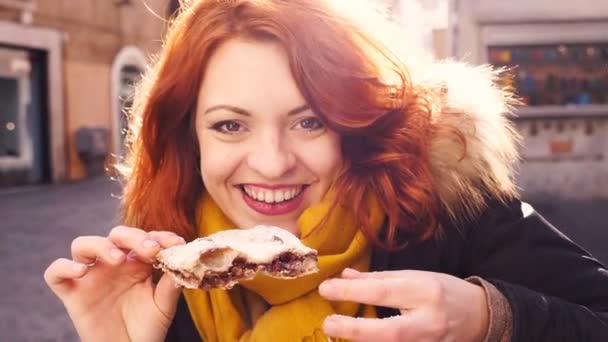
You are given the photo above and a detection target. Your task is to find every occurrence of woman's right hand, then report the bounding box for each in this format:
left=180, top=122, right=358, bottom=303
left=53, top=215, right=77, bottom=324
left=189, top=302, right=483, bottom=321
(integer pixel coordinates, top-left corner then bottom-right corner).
left=44, top=226, right=186, bottom=342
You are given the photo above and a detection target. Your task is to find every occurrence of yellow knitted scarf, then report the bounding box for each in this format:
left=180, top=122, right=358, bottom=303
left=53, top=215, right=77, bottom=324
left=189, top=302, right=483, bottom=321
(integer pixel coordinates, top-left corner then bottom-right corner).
left=183, top=191, right=385, bottom=341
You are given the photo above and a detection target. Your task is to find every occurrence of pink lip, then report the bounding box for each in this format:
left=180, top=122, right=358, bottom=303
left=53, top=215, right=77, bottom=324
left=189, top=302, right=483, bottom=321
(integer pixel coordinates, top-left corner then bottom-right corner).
left=241, top=186, right=307, bottom=216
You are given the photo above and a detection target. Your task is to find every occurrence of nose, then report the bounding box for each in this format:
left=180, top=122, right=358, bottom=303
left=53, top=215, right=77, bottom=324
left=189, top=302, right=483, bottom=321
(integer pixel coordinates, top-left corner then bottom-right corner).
left=246, top=132, right=296, bottom=179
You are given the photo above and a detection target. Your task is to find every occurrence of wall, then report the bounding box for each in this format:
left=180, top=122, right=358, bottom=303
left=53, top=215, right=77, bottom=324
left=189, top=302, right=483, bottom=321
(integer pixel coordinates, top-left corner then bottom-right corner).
left=450, top=0, right=608, bottom=199
left=452, top=0, right=608, bottom=64
left=515, top=119, right=608, bottom=200
left=394, top=0, right=449, bottom=60
left=30, top=0, right=167, bottom=179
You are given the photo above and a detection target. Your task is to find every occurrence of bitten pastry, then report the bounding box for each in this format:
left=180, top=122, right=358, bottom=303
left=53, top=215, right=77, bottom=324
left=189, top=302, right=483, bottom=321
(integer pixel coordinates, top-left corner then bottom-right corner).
left=154, top=225, right=319, bottom=290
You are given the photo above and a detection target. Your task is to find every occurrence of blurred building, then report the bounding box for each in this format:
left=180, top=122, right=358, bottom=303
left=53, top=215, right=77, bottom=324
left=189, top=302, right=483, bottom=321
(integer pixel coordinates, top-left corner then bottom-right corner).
left=0, top=0, right=170, bottom=186
left=6, top=0, right=605, bottom=200
left=390, top=0, right=449, bottom=60
left=449, top=0, right=608, bottom=200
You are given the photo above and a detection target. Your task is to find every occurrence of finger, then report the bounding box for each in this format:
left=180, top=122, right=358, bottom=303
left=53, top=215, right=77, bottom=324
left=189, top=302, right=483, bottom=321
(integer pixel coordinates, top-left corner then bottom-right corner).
left=147, top=231, right=186, bottom=248
left=341, top=268, right=362, bottom=278
left=71, top=236, right=125, bottom=265
left=154, top=273, right=183, bottom=323
left=319, top=277, right=426, bottom=308
left=323, top=315, right=406, bottom=342
left=44, top=258, right=89, bottom=295
left=341, top=268, right=423, bottom=279
left=108, top=226, right=161, bottom=263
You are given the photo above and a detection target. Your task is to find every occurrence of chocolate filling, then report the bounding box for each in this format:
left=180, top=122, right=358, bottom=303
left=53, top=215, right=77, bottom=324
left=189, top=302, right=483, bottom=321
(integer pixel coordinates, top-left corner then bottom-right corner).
left=267, top=252, right=307, bottom=277
left=200, top=252, right=316, bottom=289
left=159, top=252, right=317, bottom=290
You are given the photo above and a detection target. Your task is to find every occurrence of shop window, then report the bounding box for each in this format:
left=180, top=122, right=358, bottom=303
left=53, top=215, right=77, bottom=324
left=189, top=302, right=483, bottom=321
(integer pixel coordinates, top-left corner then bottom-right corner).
left=118, top=64, right=142, bottom=144
left=168, top=0, right=181, bottom=16
left=111, top=46, right=147, bottom=156
left=488, top=43, right=608, bottom=107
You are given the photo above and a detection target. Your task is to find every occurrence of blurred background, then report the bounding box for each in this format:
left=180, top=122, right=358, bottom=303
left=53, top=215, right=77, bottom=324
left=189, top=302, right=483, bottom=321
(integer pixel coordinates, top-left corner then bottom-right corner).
left=0, top=0, right=606, bottom=341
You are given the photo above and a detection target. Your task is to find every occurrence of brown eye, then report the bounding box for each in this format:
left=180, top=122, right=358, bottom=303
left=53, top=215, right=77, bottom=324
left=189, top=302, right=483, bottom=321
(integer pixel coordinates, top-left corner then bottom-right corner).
left=297, top=117, right=324, bottom=130
left=211, top=120, right=244, bottom=134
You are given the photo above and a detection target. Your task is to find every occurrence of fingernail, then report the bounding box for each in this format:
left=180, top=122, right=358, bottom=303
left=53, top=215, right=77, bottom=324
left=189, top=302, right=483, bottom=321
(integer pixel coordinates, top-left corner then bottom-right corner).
left=143, top=239, right=159, bottom=249
left=173, top=237, right=186, bottom=245
left=72, top=263, right=85, bottom=272
left=110, top=248, right=124, bottom=260
left=323, top=316, right=339, bottom=335
left=342, top=268, right=359, bottom=277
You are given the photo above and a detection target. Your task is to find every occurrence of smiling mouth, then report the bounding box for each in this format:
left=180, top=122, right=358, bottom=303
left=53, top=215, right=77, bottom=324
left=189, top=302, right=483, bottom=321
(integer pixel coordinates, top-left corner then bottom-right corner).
left=240, top=185, right=306, bottom=204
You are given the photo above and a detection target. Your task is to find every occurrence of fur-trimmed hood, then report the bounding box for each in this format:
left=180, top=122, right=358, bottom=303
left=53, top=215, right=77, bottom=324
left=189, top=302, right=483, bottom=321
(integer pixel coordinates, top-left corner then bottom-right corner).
left=344, top=1, right=522, bottom=224
left=414, top=61, right=521, bottom=223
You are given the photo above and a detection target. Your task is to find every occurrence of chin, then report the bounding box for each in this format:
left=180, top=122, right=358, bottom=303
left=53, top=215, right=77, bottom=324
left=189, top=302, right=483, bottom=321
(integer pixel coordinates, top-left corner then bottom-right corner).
left=242, top=214, right=301, bottom=235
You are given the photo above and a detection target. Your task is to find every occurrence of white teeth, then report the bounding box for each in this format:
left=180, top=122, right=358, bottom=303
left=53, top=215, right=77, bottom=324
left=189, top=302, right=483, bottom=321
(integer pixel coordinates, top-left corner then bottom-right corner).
left=243, top=185, right=303, bottom=203
left=264, top=192, right=273, bottom=203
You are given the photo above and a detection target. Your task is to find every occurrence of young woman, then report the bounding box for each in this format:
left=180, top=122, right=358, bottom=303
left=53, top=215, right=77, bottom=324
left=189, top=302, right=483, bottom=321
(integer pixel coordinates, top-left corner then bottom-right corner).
left=44, top=0, right=608, bottom=341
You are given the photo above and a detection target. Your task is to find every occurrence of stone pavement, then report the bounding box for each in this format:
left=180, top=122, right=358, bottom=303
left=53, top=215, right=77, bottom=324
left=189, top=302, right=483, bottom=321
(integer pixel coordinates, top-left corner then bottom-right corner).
left=0, top=178, right=606, bottom=341
left=0, top=178, right=120, bottom=342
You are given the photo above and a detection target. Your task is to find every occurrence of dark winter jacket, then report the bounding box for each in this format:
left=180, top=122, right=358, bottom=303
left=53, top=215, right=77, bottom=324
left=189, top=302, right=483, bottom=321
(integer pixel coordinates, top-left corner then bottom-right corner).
left=166, top=198, right=608, bottom=341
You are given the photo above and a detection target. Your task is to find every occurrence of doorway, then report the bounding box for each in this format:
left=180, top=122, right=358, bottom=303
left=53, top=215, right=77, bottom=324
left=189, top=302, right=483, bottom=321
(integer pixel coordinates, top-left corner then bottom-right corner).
left=0, top=46, right=50, bottom=186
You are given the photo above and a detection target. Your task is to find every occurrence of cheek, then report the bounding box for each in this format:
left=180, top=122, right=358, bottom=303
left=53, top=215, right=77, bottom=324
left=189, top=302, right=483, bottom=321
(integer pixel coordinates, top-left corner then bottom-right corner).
left=299, top=133, right=343, bottom=182
left=198, top=135, right=240, bottom=187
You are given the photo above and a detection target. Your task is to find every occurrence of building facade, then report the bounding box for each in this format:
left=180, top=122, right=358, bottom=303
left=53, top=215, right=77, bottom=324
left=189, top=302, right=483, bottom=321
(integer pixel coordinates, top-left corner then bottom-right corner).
left=391, top=0, right=449, bottom=60
left=449, top=0, right=608, bottom=200
left=0, top=0, right=170, bottom=186
left=8, top=0, right=603, bottom=200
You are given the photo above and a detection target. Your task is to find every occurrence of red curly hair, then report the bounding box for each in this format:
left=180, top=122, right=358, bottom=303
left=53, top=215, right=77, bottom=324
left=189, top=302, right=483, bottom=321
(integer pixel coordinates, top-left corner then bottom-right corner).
left=119, top=0, right=449, bottom=250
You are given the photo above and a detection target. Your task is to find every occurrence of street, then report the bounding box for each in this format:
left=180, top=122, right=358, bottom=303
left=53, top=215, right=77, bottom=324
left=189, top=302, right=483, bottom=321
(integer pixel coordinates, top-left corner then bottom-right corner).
left=0, top=178, right=606, bottom=341
left=0, top=178, right=120, bottom=342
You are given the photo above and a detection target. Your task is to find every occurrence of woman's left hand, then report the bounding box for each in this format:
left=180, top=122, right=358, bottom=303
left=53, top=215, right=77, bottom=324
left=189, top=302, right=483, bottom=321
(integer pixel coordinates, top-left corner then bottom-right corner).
left=318, top=268, right=489, bottom=342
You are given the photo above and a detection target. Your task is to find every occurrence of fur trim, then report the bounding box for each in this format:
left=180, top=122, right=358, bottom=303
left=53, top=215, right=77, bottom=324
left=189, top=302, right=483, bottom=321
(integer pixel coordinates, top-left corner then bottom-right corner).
left=415, top=61, right=522, bottom=223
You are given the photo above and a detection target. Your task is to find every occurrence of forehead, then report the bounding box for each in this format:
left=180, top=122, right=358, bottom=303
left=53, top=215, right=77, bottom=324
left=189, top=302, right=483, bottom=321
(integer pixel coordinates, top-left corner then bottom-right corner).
left=197, top=38, right=307, bottom=113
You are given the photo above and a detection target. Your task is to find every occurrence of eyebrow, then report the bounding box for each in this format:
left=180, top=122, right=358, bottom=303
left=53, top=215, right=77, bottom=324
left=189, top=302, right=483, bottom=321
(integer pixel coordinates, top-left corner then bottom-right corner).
left=203, top=104, right=311, bottom=116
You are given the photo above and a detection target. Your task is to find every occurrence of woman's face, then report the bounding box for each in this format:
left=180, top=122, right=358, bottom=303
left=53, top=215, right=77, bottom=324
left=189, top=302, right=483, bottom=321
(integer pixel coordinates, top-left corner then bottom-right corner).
left=195, top=38, right=343, bottom=234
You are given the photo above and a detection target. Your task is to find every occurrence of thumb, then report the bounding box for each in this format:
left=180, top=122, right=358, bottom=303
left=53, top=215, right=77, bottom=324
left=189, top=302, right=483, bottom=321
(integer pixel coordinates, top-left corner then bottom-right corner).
left=154, top=273, right=183, bottom=320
